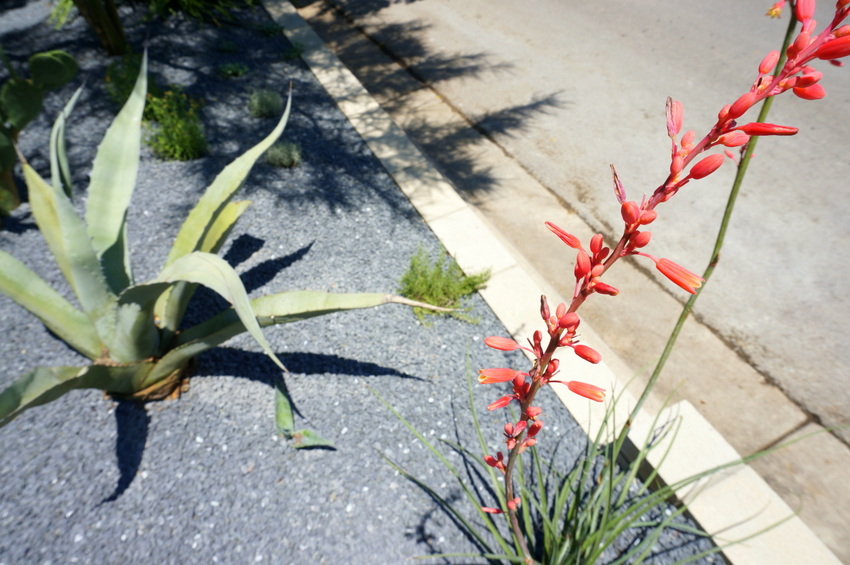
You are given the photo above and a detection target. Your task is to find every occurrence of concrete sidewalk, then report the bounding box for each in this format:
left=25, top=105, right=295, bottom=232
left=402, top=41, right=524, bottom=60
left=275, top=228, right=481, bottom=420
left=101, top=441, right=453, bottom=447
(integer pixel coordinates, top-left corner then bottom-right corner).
left=267, top=1, right=849, bottom=562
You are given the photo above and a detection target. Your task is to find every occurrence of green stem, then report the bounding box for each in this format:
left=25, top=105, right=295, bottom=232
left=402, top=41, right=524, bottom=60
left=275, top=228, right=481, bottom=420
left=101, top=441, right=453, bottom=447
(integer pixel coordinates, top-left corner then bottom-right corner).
left=624, top=11, right=799, bottom=431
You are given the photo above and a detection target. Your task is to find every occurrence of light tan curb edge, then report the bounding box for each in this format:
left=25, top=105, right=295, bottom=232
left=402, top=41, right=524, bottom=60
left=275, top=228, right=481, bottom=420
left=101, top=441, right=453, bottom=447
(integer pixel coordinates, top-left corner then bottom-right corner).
left=262, top=2, right=841, bottom=564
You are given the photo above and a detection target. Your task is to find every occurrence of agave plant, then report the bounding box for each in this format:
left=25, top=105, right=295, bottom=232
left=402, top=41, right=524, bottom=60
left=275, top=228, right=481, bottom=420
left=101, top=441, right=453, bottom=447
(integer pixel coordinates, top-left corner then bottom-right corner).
left=0, top=54, right=437, bottom=446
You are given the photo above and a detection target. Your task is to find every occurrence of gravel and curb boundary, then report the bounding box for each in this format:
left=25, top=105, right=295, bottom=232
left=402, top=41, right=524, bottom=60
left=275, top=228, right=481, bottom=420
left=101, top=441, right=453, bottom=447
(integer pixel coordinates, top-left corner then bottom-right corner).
left=260, top=1, right=844, bottom=563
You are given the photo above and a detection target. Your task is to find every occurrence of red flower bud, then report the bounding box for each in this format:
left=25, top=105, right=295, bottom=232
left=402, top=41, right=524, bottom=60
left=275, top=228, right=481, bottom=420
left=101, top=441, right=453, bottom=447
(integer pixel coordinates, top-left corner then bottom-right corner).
left=545, top=221, right=582, bottom=249
left=575, top=250, right=591, bottom=279
left=758, top=50, right=780, bottom=74
left=526, top=406, right=542, bottom=419
left=621, top=201, right=641, bottom=225
left=815, top=36, right=850, bottom=60
left=558, top=312, right=580, bottom=329
left=567, top=381, right=606, bottom=402
left=717, top=130, right=751, bottom=147
left=594, top=281, right=620, bottom=296
left=555, top=302, right=567, bottom=319
left=573, top=344, right=602, bottom=364
left=736, top=122, right=798, bottom=136
left=688, top=153, right=725, bottom=179
left=793, top=84, right=826, bottom=99
left=670, top=155, right=684, bottom=176
left=795, top=0, right=815, bottom=21
left=629, top=230, right=653, bottom=248
left=728, top=92, right=757, bottom=120
left=590, top=234, right=604, bottom=254
left=637, top=210, right=656, bottom=225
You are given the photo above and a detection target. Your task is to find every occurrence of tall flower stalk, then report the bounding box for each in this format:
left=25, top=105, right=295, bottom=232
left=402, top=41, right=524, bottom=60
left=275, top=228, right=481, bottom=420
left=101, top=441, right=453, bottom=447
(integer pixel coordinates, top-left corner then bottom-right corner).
left=477, top=1, right=850, bottom=562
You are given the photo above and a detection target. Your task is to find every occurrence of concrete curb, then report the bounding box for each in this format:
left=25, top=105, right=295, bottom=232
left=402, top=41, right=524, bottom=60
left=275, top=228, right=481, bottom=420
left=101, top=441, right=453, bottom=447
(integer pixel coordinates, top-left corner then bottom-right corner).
left=262, top=1, right=842, bottom=563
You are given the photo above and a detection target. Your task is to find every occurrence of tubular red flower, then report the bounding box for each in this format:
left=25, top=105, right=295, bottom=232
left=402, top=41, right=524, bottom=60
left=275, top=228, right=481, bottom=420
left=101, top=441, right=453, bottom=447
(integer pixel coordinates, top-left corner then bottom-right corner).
left=487, top=396, right=515, bottom=411
left=545, top=221, right=582, bottom=249
left=736, top=122, right=799, bottom=136
left=482, top=507, right=503, bottom=514
left=655, top=258, right=704, bottom=294
left=688, top=153, right=725, bottom=179
left=815, top=36, right=850, bottom=60
left=567, top=381, right=606, bottom=402
left=573, top=344, right=602, bottom=364
left=793, top=84, right=826, bottom=99
left=484, top=336, right=521, bottom=351
left=478, top=368, right=524, bottom=384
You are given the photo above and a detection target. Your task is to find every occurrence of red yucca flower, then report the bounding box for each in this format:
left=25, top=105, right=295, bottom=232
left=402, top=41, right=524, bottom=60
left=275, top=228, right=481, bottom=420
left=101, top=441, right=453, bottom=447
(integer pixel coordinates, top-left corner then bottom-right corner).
left=478, top=368, right=524, bottom=384
left=567, top=381, right=606, bottom=402
left=655, top=257, right=704, bottom=294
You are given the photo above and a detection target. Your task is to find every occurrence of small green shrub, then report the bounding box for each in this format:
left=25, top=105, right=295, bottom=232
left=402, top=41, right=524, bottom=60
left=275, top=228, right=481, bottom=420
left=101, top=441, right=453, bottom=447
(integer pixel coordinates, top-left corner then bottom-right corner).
left=397, top=246, right=489, bottom=324
left=249, top=89, right=284, bottom=118
left=265, top=141, right=302, bottom=168
left=218, top=62, right=248, bottom=78
left=145, top=88, right=206, bottom=161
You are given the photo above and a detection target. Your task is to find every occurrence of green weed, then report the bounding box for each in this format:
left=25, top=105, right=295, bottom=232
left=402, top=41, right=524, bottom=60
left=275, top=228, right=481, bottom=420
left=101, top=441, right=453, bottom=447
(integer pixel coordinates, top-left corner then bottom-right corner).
left=265, top=141, right=302, bottom=168
left=397, top=246, right=489, bottom=325
left=249, top=89, right=284, bottom=118
left=145, top=88, right=206, bottom=161
left=219, top=62, right=249, bottom=78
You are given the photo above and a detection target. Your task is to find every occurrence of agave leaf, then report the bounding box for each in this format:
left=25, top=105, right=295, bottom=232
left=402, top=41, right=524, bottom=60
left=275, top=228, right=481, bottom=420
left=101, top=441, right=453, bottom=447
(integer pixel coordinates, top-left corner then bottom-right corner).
left=175, top=291, right=437, bottom=348
left=84, top=51, right=147, bottom=294
left=0, top=250, right=102, bottom=359
left=200, top=200, right=252, bottom=255
left=155, top=251, right=285, bottom=367
left=23, top=162, right=117, bottom=346
left=152, top=200, right=252, bottom=339
left=49, top=84, right=83, bottom=197
left=156, top=92, right=290, bottom=338
left=108, top=282, right=174, bottom=362
left=166, top=90, right=291, bottom=265
left=0, top=364, right=144, bottom=428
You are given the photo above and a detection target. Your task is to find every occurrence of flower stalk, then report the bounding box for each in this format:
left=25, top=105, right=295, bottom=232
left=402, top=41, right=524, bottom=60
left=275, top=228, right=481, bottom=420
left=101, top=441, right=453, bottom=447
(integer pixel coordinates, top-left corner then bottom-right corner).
left=478, top=2, right=850, bottom=561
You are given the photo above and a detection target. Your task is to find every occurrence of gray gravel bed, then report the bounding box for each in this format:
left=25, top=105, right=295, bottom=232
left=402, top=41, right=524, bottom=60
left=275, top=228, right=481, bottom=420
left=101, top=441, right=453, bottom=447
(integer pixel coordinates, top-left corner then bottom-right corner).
left=0, top=2, right=724, bottom=563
